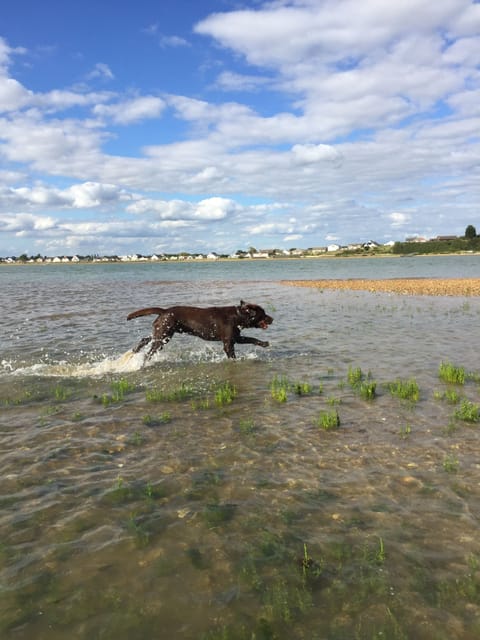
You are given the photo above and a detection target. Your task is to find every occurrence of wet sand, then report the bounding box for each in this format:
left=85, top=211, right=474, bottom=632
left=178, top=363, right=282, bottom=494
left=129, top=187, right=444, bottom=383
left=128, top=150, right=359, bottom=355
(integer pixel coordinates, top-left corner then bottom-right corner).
left=282, top=277, right=480, bottom=296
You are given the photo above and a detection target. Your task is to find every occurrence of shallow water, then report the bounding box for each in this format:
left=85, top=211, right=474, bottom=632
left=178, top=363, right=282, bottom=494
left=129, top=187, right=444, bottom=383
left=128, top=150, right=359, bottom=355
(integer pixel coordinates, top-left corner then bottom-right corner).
left=2, top=258, right=480, bottom=639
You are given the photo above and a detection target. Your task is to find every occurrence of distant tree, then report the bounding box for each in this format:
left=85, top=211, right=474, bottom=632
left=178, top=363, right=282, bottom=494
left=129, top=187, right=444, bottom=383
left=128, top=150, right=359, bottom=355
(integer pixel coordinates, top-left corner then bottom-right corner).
left=465, top=224, right=477, bottom=239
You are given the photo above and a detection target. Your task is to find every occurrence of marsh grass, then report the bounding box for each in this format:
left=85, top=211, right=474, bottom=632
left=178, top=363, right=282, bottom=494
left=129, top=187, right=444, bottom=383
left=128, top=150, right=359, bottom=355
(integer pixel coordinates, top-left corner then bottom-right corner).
left=53, top=384, right=70, bottom=402
left=202, top=502, right=237, bottom=528
left=347, top=366, right=377, bottom=400
left=99, top=378, right=136, bottom=406
left=443, top=454, right=459, bottom=473
left=191, top=396, right=211, bottom=410
left=126, top=513, right=151, bottom=547
left=358, top=380, right=377, bottom=400
left=386, top=378, right=420, bottom=403
left=454, top=399, right=480, bottom=423
left=146, top=382, right=195, bottom=402
left=129, top=430, right=144, bottom=446
left=214, top=381, right=237, bottom=406
left=439, top=361, right=466, bottom=385
left=110, top=378, right=136, bottom=400
left=347, top=366, right=364, bottom=387
left=316, top=409, right=340, bottom=431
left=238, top=418, right=257, bottom=435
left=292, top=381, right=313, bottom=396
left=398, top=424, right=412, bottom=439
left=142, top=411, right=172, bottom=426
left=434, top=388, right=461, bottom=404
left=270, top=375, right=319, bottom=402
left=3, top=386, right=46, bottom=406
left=270, top=375, right=289, bottom=402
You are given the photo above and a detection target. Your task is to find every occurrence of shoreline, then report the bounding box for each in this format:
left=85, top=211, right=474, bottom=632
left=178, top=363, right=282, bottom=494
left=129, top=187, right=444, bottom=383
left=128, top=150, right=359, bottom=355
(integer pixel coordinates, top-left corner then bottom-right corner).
left=2, top=251, right=480, bottom=267
left=281, top=278, right=480, bottom=296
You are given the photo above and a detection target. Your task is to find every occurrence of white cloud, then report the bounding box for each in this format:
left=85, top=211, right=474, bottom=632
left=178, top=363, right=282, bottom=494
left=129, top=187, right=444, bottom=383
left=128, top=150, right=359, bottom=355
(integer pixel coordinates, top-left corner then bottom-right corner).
left=389, top=212, right=412, bottom=227
left=0, top=36, right=26, bottom=71
left=127, top=196, right=238, bottom=221
left=0, top=182, right=127, bottom=210
left=1, top=2, right=480, bottom=256
left=87, top=62, right=114, bottom=80
left=216, top=71, right=270, bottom=92
left=0, top=77, right=31, bottom=112
left=159, top=35, right=189, bottom=48
left=291, top=143, right=342, bottom=166
left=93, top=96, right=166, bottom=124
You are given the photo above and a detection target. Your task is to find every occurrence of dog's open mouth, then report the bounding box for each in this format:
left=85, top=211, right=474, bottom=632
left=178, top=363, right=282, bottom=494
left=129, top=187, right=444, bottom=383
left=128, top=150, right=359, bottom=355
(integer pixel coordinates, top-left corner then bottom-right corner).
left=258, top=320, right=270, bottom=329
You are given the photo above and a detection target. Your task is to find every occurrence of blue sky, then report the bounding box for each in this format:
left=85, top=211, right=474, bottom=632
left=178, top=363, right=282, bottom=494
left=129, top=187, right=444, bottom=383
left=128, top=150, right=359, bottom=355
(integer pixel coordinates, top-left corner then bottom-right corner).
left=1, top=0, right=479, bottom=256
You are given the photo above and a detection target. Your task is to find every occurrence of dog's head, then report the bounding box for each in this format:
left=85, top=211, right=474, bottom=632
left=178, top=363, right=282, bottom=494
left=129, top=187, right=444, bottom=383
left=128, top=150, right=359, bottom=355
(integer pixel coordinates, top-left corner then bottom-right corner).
left=237, top=300, right=273, bottom=329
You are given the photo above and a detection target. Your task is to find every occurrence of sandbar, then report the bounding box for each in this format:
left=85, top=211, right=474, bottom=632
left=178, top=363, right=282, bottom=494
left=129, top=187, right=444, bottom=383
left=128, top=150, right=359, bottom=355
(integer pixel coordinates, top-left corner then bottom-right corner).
left=281, top=278, right=480, bottom=296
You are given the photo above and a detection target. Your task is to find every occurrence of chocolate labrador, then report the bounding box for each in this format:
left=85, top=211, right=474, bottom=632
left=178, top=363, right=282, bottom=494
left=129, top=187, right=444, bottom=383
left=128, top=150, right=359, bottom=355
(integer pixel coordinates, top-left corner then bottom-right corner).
left=127, top=300, right=273, bottom=359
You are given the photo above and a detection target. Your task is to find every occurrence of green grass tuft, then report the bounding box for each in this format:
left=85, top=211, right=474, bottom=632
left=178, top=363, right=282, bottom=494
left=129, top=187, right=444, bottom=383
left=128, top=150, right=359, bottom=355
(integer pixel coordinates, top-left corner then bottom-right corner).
left=387, top=378, right=420, bottom=402
left=454, top=399, right=480, bottom=423
left=316, top=410, right=340, bottom=431
left=439, top=361, right=466, bottom=385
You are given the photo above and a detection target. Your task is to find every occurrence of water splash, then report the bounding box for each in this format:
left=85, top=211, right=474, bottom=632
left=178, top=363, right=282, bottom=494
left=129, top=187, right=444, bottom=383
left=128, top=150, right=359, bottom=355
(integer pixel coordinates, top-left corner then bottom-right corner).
left=2, top=344, right=264, bottom=379
left=5, top=350, right=148, bottom=378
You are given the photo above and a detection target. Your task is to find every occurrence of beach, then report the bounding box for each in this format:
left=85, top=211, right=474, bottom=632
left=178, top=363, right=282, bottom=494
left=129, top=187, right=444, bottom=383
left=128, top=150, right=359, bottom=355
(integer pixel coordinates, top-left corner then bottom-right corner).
left=282, top=277, right=480, bottom=296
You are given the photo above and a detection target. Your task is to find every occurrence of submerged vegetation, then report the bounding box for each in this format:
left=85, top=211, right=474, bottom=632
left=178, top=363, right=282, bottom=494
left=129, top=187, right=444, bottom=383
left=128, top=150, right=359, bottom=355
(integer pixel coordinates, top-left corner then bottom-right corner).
left=439, top=361, right=466, bottom=385
left=3, top=354, right=480, bottom=640
left=386, top=377, right=420, bottom=403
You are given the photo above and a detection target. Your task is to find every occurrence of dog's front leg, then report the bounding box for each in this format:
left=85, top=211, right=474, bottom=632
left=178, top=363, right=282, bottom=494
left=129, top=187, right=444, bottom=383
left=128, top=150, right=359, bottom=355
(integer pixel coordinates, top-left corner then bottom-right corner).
left=236, top=335, right=270, bottom=348
left=223, top=339, right=236, bottom=359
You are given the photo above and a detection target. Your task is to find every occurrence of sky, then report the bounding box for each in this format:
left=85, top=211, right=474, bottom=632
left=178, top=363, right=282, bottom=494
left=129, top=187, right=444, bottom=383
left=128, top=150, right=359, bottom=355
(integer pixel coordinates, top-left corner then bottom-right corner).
left=0, top=0, right=479, bottom=257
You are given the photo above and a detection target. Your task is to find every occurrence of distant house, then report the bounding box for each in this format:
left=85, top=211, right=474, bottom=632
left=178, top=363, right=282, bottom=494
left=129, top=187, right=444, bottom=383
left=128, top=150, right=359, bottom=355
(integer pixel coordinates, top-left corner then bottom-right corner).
left=327, top=244, right=340, bottom=252
left=207, top=252, right=219, bottom=260
left=405, top=236, right=428, bottom=243
left=362, top=240, right=380, bottom=249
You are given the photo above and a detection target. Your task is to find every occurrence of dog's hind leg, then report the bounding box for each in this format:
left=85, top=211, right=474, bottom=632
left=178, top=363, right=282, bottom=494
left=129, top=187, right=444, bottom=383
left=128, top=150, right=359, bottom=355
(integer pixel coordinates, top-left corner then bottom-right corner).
left=145, top=320, right=175, bottom=360
left=132, top=336, right=152, bottom=353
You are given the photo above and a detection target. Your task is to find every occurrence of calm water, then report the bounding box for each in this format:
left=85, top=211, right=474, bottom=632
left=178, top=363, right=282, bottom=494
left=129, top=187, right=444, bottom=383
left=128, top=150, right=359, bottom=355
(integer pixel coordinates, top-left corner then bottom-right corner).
left=2, top=256, right=480, bottom=639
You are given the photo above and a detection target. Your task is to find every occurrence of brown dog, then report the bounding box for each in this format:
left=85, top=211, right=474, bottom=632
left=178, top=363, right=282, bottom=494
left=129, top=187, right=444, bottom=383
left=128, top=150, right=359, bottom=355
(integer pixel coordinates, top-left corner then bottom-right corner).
left=127, top=300, right=273, bottom=359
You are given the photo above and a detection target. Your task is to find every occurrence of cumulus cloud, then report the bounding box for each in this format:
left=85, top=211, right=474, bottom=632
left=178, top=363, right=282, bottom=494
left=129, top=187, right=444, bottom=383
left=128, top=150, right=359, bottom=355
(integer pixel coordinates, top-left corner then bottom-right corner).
left=291, top=143, right=342, bottom=166
left=0, top=182, right=128, bottom=210
left=93, top=96, right=166, bottom=124
left=216, top=71, right=270, bottom=92
left=127, top=196, right=238, bottom=221
left=1, top=2, right=480, bottom=256
left=389, top=212, right=412, bottom=227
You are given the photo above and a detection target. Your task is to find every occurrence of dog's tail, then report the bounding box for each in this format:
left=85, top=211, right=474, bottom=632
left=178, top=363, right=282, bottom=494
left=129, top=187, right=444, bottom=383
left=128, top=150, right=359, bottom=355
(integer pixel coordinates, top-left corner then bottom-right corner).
left=127, top=307, right=164, bottom=321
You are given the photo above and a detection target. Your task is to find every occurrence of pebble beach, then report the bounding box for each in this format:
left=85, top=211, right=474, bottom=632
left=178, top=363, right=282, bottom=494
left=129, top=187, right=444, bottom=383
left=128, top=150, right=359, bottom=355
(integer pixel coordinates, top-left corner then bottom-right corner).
left=282, top=277, right=480, bottom=296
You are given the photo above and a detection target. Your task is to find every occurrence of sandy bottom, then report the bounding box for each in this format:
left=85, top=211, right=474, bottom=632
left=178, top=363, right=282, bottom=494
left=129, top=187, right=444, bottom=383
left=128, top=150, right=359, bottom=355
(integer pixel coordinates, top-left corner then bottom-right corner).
left=282, top=277, right=480, bottom=296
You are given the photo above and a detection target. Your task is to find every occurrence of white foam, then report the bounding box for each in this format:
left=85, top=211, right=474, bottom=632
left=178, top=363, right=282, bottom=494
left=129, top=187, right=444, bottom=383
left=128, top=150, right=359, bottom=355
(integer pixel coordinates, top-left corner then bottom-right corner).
left=3, top=344, right=263, bottom=379
left=8, top=350, right=149, bottom=378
